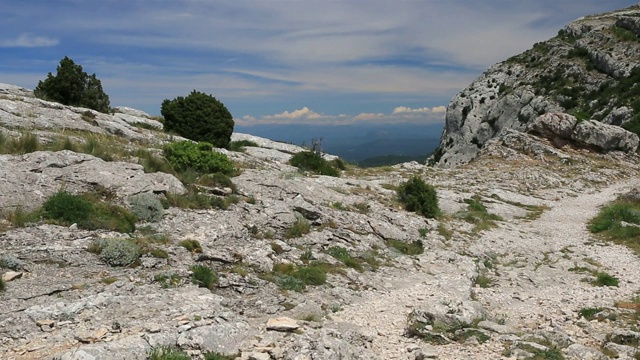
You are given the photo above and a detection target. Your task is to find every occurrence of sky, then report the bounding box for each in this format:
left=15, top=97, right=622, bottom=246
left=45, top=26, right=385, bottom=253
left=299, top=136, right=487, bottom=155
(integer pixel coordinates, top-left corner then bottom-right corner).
left=1, top=1, right=638, bottom=127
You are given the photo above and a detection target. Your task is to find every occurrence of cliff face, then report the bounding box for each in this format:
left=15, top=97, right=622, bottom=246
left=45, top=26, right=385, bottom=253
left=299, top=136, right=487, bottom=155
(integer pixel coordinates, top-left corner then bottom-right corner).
left=435, top=4, right=640, bottom=166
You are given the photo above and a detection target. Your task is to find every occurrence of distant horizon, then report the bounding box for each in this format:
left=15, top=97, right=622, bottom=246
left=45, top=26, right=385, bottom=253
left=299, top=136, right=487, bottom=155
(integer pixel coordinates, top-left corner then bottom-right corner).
left=2, top=1, right=637, bottom=128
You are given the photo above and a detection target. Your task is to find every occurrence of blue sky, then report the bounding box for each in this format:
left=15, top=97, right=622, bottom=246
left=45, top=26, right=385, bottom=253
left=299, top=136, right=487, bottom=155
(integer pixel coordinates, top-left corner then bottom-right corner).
left=1, top=1, right=637, bottom=126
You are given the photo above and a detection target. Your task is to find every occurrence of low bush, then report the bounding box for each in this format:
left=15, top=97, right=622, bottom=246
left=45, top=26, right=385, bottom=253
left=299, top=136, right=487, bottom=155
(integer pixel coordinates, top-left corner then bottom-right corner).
left=270, top=262, right=328, bottom=291
left=228, top=140, right=259, bottom=152
left=91, top=238, right=140, bottom=267
left=191, top=265, right=218, bottom=289
left=327, top=246, right=364, bottom=272
left=41, top=191, right=137, bottom=233
left=289, top=151, right=341, bottom=177
left=163, top=192, right=236, bottom=210
left=0, top=254, right=24, bottom=270
left=285, top=215, right=311, bottom=239
left=397, top=176, right=439, bottom=218
left=386, top=239, right=424, bottom=255
left=594, top=272, right=619, bottom=287
left=128, top=193, right=164, bottom=222
left=179, top=239, right=202, bottom=253
left=163, top=141, right=234, bottom=175
left=148, top=346, right=190, bottom=360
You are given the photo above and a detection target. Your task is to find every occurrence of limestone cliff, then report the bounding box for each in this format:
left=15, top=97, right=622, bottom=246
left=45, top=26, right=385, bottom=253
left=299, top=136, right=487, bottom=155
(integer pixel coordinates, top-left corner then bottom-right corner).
left=435, top=3, right=640, bottom=166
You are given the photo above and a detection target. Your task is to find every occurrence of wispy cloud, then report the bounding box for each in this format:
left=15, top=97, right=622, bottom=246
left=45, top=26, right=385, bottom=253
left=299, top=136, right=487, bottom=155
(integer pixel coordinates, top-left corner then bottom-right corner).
left=0, top=33, right=58, bottom=48
left=237, top=106, right=446, bottom=126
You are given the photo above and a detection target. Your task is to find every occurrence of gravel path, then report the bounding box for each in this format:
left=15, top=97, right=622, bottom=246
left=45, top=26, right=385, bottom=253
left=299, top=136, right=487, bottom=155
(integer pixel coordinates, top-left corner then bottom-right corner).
left=336, top=179, right=640, bottom=360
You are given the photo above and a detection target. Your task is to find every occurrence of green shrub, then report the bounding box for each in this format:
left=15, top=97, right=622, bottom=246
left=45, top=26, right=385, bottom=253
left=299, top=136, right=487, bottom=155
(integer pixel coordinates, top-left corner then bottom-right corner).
left=179, top=239, right=202, bottom=253
left=154, top=273, right=181, bottom=288
left=289, top=151, right=340, bottom=177
left=87, top=198, right=137, bottom=233
left=594, top=272, right=619, bottom=287
left=162, top=192, right=234, bottom=210
left=276, top=275, right=306, bottom=292
left=161, top=90, right=234, bottom=148
left=163, top=141, right=234, bottom=175
left=34, top=56, right=110, bottom=113
left=397, top=176, right=439, bottom=218
left=228, top=140, right=258, bottom=152
left=285, top=215, right=311, bottom=239
left=327, top=246, right=364, bottom=272
left=191, top=265, right=218, bottom=289
left=295, top=266, right=327, bottom=285
left=128, top=193, right=164, bottom=222
left=92, top=238, right=140, bottom=267
left=579, top=307, right=604, bottom=320
left=589, top=202, right=640, bottom=233
left=42, top=191, right=92, bottom=224
left=150, top=248, right=169, bottom=259
left=386, top=239, right=424, bottom=255
left=203, top=352, right=236, bottom=360
left=148, top=346, right=191, bottom=360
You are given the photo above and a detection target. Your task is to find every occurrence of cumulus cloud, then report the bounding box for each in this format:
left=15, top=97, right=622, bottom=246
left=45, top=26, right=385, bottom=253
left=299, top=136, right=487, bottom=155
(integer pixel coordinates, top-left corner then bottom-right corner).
left=236, top=105, right=446, bottom=126
left=0, top=33, right=59, bottom=48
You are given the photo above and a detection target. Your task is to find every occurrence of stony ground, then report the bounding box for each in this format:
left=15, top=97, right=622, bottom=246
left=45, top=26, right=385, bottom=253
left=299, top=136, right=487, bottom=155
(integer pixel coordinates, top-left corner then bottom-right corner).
left=1, top=83, right=640, bottom=359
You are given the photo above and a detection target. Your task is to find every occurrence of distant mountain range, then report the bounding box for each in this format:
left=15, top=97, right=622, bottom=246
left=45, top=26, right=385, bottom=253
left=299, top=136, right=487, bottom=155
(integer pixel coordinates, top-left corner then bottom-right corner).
left=235, top=123, right=443, bottom=165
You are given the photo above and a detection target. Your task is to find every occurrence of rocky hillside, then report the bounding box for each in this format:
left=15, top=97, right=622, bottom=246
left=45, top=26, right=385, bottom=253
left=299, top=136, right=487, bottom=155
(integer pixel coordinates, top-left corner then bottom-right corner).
left=1, top=82, right=640, bottom=360
left=435, top=3, right=640, bottom=166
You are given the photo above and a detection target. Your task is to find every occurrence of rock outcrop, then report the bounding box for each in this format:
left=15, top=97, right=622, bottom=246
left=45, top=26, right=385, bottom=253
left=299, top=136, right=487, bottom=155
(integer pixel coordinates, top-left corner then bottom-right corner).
left=527, top=113, right=639, bottom=152
left=435, top=4, right=640, bottom=166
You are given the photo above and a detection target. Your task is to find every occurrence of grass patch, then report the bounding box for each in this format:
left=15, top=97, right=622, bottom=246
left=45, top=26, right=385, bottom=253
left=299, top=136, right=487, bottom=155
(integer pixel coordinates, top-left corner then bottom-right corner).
left=386, top=239, right=424, bottom=255
left=578, top=307, right=604, bottom=320
left=154, top=273, right=181, bottom=288
left=289, top=151, right=341, bottom=177
left=285, top=215, right=311, bottom=239
left=228, top=140, right=259, bottom=152
left=265, top=262, right=328, bottom=292
left=456, top=195, right=503, bottom=233
left=162, top=191, right=238, bottom=210
left=594, top=272, right=619, bottom=287
left=589, top=199, right=640, bottom=256
left=190, top=265, right=218, bottom=290
left=474, top=272, right=493, bottom=288
left=148, top=346, right=190, bottom=360
left=179, top=239, right=202, bottom=253
left=326, top=246, right=364, bottom=272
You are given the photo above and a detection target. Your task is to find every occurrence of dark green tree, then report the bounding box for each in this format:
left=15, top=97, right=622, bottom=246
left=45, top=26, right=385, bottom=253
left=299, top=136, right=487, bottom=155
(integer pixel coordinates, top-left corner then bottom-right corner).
left=161, top=91, right=234, bottom=148
left=34, top=56, right=111, bottom=113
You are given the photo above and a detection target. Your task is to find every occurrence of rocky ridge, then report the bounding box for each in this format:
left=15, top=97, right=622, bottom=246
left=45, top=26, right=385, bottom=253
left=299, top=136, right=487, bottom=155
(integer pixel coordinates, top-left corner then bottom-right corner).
left=435, top=3, right=640, bottom=166
left=0, top=83, right=640, bottom=360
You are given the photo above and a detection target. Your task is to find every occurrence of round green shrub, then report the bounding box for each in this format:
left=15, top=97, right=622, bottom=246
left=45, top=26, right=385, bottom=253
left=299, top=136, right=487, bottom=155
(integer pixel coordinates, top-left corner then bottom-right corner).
left=129, top=193, right=164, bottom=222
left=163, top=141, right=234, bottom=175
left=397, top=176, right=439, bottom=218
left=289, top=151, right=340, bottom=177
left=190, top=265, right=217, bottom=289
left=43, top=191, right=92, bottom=224
left=34, top=56, right=111, bottom=113
left=96, top=238, right=140, bottom=267
left=295, top=266, right=327, bottom=286
left=161, top=90, right=234, bottom=148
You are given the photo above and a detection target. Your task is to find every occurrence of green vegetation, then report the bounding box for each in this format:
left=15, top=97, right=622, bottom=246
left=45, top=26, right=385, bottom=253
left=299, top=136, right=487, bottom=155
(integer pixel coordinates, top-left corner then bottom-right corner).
left=150, top=248, right=169, bottom=259
left=179, top=239, right=202, bottom=253
left=161, top=90, right=234, bottom=148
left=386, top=239, right=424, bottom=255
left=148, top=346, right=191, bottom=360
left=153, top=273, right=181, bottom=288
left=594, top=272, right=619, bottom=287
left=190, top=265, right=218, bottom=290
left=203, top=352, right=237, bottom=360
left=284, top=215, right=311, bottom=239
left=266, top=262, right=328, bottom=292
left=41, top=191, right=137, bottom=233
left=34, top=56, right=111, bottom=113
left=456, top=195, right=503, bottom=233
left=128, top=193, right=164, bottom=222
left=289, top=151, right=342, bottom=177
left=578, top=307, right=604, bottom=320
left=89, top=238, right=140, bottom=267
left=162, top=192, right=239, bottom=210
left=589, top=198, right=640, bottom=256
left=327, top=246, right=364, bottom=272
left=228, top=139, right=259, bottom=152
left=397, top=176, right=439, bottom=218
left=163, top=141, right=234, bottom=175
left=0, top=132, right=40, bottom=154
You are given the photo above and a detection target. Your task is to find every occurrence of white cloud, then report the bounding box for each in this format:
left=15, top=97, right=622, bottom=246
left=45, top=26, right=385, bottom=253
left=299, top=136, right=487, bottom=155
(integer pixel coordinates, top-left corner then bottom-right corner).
left=0, top=33, right=58, bottom=48
left=236, top=105, right=446, bottom=126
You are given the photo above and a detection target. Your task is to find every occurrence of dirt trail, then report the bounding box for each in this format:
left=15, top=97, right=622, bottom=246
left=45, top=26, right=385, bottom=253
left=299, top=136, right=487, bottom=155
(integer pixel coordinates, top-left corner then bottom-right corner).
left=336, top=179, right=639, bottom=360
